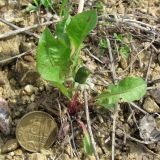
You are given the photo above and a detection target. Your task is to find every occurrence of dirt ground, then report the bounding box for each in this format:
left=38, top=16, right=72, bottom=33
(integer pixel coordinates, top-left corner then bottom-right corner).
left=0, top=0, right=160, bottom=160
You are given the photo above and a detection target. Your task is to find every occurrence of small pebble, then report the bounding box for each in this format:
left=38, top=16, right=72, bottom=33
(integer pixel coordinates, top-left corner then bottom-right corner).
left=1, top=139, right=19, bottom=154
left=24, top=85, right=35, bottom=96
left=9, top=151, right=14, bottom=156
left=14, top=149, right=23, bottom=156
left=5, top=155, right=12, bottom=160
left=0, top=155, right=5, bottom=160
left=143, top=97, right=160, bottom=113
left=29, top=153, right=47, bottom=160
left=30, top=94, right=35, bottom=102
left=39, top=86, right=45, bottom=91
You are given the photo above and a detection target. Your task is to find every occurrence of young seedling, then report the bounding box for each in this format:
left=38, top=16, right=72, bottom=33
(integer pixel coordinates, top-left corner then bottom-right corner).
left=36, top=10, right=97, bottom=156
left=114, top=33, right=131, bottom=59
left=36, top=9, right=147, bottom=157
left=26, top=0, right=54, bottom=12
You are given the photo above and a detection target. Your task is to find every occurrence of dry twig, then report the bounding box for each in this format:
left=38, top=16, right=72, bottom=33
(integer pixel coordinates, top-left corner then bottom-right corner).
left=78, top=0, right=85, bottom=13
left=102, top=14, right=160, bottom=37
left=85, top=48, right=104, bottom=64
left=111, top=105, right=119, bottom=160
left=145, top=52, right=153, bottom=82
left=0, top=20, right=58, bottom=40
left=0, top=49, right=35, bottom=64
left=129, top=102, right=148, bottom=114
left=106, top=38, right=117, bottom=82
left=84, top=89, right=100, bottom=160
left=106, top=38, right=118, bottom=160
left=0, top=18, right=39, bottom=38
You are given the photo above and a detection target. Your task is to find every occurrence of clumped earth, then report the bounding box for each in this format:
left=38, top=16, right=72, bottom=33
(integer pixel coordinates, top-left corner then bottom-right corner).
left=0, top=0, right=160, bottom=160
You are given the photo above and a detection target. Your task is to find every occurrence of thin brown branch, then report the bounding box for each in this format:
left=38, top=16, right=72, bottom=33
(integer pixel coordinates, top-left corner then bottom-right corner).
left=106, top=38, right=117, bottom=83
left=102, top=14, right=160, bottom=36
left=0, top=18, right=39, bottom=38
left=78, top=0, right=85, bottom=13
left=0, top=20, right=59, bottom=40
left=111, top=105, right=119, bottom=160
left=84, top=89, right=99, bottom=160
left=129, top=102, right=148, bottom=114
left=0, top=49, right=35, bottom=64
left=145, top=52, right=153, bottom=82
left=85, top=48, right=104, bottom=64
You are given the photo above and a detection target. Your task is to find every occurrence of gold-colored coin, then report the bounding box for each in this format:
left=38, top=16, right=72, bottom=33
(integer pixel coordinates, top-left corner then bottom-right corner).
left=16, top=111, right=58, bottom=152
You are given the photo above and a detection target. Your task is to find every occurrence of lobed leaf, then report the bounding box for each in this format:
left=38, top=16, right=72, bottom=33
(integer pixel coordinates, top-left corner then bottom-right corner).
left=96, top=77, right=147, bottom=107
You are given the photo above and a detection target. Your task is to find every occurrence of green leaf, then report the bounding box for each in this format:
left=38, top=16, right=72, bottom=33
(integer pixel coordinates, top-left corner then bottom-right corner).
left=60, top=0, right=69, bottom=16
left=55, top=16, right=71, bottom=45
left=36, top=28, right=71, bottom=83
left=66, top=10, right=97, bottom=49
left=83, top=133, right=93, bottom=155
left=119, top=45, right=130, bottom=59
left=75, top=66, right=90, bottom=84
left=34, top=0, right=41, bottom=6
left=99, top=39, right=108, bottom=48
left=41, top=0, right=53, bottom=9
left=52, top=82, right=71, bottom=99
left=114, top=33, right=124, bottom=42
left=26, top=3, right=38, bottom=12
left=96, top=77, right=147, bottom=107
left=56, top=16, right=71, bottom=35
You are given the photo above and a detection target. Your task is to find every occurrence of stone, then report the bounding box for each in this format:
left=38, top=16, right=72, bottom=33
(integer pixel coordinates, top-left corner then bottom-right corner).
left=60, top=154, right=70, bottom=160
left=9, top=151, right=15, bottom=156
left=120, top=57, right=128, bottom=69
left=5, top=155, right=12, bottom=160
left=29, top=153, right=47, bottom=160
left=0, top=23, right=22, bottom=66
left=0, top=155, right=5, bottom=160
left=143, top=97, right=160, bottom=113
left=0, top=0, right=5, bottom=7
left=1, top=139, right=19, bottom=153
left=14, top=149, right=23, bottom=156
left=40, top=148, right=53, bottom=155
left=13, top=60, right=40, bottom=86
left=150, top=89, right=160, bottom=104
left=24, top=85, right=35, bottom=95
left=30, top=94, right=35, bottom=102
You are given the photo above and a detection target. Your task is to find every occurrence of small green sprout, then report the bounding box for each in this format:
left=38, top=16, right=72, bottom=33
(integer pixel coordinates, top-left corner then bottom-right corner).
left=26, top=0, right=54, bottom=12
left=99, top=39, right=108, bottom=49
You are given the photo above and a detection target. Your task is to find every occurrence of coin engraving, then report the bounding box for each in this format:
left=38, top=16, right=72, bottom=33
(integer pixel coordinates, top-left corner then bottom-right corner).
left=16, top=111, right=58, bottom=152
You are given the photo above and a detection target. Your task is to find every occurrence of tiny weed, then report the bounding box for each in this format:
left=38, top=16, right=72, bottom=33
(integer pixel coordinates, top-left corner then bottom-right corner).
left=26, top=0, right=54, bottom=12
left=99, top=39, right=108, bottom=49
left=36, top=10, right=147, bottom=156
left=114, top=33, right=131, bottom=59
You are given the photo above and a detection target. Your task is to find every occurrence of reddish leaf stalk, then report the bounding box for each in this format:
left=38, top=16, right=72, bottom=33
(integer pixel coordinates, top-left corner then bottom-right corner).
left=68, top=92, right=83, bottom=115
